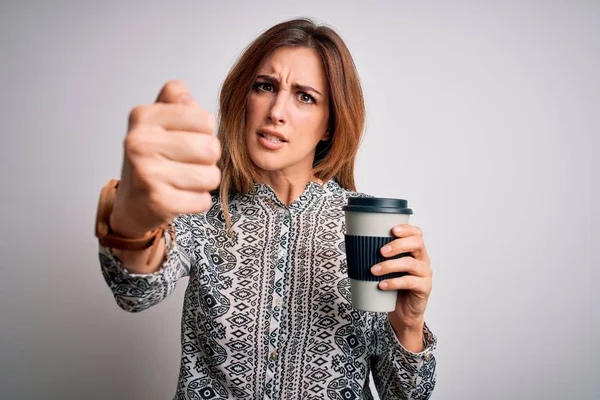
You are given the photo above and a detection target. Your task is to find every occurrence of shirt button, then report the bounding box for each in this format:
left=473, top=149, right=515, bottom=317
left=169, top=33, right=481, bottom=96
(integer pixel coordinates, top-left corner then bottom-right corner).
left=269, top=350, right=278, bottom=361
left=274, top=299, right=282, bottom=310
left=278, top=249, right=286, bottom=258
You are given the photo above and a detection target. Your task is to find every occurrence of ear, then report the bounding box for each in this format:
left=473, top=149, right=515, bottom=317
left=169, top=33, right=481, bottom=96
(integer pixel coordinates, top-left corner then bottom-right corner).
left=321, top=129, right=331, bottom=141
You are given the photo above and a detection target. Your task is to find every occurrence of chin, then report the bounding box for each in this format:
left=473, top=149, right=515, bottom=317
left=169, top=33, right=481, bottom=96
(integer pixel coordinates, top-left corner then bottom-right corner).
left=250, top=155, right=286, bottom=172
left=246, top=140, right=314, bottom=175
left=247, top=143, right=282, bottom=171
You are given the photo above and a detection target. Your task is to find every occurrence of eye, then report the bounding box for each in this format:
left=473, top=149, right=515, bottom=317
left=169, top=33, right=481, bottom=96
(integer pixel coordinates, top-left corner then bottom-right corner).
left=253, top=82, right=275, bottom=92
left=298, top=92, right=316, bottom=104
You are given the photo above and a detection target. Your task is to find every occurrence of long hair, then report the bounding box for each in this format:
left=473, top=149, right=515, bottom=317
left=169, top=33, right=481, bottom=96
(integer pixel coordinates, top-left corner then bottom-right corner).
left=216, top=18, right=365, bottom=230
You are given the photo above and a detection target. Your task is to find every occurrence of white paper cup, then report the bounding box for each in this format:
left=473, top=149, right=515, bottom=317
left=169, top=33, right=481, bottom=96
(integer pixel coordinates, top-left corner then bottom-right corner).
left=343, top=197, right=413, bottom=312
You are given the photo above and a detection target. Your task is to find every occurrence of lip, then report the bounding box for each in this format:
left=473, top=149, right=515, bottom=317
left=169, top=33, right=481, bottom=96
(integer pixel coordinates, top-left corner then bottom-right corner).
left=258, top=128, right=288, bottom=142
left=257, top=128, right=287, bottom=150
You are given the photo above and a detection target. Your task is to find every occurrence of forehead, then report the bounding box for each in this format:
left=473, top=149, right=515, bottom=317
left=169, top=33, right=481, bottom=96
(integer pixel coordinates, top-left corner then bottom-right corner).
left=258, top=47, right=327, bottom=88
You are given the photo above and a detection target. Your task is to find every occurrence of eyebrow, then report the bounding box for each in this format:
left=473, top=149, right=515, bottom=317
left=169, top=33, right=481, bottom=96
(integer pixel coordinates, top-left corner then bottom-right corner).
left=256, top=74, right=323, bottom=97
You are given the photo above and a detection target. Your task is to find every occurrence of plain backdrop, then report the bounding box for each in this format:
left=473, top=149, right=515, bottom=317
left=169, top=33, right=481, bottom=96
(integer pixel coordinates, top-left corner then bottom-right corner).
left=0, top=1, right=597, bottom=399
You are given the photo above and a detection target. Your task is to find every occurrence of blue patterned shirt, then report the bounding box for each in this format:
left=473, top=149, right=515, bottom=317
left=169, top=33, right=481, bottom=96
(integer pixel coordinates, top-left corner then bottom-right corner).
left=99, top=180, right=437, bottom=399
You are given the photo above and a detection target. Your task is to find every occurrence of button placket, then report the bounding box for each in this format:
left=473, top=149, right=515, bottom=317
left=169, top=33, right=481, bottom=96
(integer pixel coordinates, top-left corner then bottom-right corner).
left=265, top=208, right=291, bottom=399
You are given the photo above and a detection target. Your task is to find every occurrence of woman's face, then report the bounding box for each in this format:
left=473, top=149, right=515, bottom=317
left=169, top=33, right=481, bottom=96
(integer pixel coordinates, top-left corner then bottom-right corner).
left=245, top=46, right=330, bottom=178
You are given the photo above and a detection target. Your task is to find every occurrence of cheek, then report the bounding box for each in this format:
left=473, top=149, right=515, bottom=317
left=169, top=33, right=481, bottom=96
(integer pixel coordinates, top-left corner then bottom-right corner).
left=245, top=99, right=257, bottom=126
left=296, top=109, right=328, bottom=140
left=246, top=96, right=269, bottom=124
left=245, top=99, right=261, bottom=142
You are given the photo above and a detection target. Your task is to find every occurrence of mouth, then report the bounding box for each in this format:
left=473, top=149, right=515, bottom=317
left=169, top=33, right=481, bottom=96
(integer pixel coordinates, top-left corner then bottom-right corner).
left=257, top=129, right=287, bottom=150
left=258, top=129, right=287, bottom=143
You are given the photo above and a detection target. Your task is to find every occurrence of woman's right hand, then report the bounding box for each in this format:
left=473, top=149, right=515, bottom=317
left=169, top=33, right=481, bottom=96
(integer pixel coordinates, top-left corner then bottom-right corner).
left=109, top=80, right=221, bottom=238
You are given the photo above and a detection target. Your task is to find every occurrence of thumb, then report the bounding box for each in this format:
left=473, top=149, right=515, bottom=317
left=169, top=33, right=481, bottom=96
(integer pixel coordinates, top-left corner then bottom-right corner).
left=155, top=80, right=195, bottom=105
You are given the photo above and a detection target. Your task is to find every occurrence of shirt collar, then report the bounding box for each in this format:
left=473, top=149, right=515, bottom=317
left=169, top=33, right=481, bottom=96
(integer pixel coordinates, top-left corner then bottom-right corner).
left=251, top=179, right=338, bottom=213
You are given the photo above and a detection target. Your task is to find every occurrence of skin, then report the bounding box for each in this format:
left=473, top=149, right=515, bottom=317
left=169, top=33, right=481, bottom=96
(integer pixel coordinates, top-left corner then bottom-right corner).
left=244, top=47, right=433, bottom=352
left=245, top=46, right=330, bottom=205
left=373, top=224, right=433, bottom=352
left=109, top=80, right=221, bottom=274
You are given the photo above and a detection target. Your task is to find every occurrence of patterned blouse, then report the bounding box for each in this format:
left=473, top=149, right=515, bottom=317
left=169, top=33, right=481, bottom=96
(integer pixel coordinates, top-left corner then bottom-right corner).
left=99, top=179, right=437, bottom=400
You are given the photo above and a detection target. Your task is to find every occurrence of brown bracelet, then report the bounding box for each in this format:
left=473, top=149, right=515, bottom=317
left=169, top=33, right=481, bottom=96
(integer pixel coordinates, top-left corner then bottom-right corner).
left=95, top=179, right=166, bottom=265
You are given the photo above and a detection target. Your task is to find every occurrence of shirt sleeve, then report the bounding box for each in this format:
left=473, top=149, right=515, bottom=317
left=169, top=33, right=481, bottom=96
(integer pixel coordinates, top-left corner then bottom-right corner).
left=370, top=313, right=437, bottom=400
left=98, top=213, right=196, bottom=313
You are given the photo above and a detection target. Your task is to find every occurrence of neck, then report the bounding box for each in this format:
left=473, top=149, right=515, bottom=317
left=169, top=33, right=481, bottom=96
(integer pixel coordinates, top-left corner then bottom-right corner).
left=260, top=170, right=322, bottom=206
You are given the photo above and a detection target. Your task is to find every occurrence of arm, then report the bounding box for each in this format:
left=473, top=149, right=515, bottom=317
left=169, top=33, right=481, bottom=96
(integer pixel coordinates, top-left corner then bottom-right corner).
left=97, top=80, right=220, bottom=311
left=369, top=223, right=437, bottom=398
left=99, top=213, right=196, bottom=313
left=371, top=313, right=437, bottom=400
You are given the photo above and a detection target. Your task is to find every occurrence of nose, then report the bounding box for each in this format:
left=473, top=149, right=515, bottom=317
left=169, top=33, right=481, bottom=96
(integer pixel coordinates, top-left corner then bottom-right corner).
left=268, top=91, right=288, bottom=125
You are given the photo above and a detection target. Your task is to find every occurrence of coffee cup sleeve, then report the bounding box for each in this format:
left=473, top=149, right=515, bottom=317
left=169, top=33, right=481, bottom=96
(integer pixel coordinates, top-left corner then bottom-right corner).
left=345, top=235, right=410, bottom=281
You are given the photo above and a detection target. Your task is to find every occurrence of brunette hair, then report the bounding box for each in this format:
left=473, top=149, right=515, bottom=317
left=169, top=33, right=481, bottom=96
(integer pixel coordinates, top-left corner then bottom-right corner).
left=216, top=18, right=365, bottom=229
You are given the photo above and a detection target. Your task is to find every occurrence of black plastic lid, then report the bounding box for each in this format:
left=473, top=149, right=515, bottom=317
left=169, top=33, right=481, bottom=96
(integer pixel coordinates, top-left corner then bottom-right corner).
left=342, top=196, right=413, bottom=214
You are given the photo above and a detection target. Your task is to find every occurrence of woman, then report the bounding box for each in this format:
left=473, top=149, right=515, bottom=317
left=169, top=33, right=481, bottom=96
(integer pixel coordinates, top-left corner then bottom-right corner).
left=96, top=18, right=437, bottom=399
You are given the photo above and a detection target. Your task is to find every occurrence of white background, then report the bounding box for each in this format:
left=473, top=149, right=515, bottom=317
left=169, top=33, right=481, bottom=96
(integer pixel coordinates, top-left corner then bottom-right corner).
left=0, top=1, right=597, bottom=399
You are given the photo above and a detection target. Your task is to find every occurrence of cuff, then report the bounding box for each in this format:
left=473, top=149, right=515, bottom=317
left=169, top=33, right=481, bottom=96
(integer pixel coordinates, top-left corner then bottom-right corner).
left=99, top=224, right=178, bottom=279
left=385, top=317, right=437, bottom=362
left=382, top=318, right=437, bottom=390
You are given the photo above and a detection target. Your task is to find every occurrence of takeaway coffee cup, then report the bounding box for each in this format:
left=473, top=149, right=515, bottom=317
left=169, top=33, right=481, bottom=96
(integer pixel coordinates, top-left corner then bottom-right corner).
left=343, top=197, right=413, bottom=312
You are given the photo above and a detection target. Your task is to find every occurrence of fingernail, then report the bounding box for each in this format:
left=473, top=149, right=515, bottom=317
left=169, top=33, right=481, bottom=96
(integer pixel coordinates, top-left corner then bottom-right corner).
left=379, top=281, right=389, bottom=289
left=371, top=265, right=382, bottom=274
left=381, top=245, right=392, bottom=254
left=393, top=226, right=403, bottom=234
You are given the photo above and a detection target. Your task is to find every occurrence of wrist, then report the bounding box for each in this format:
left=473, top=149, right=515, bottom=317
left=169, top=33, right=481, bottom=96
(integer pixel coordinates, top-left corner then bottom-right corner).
left=388, top=314, right=425, bottom=353
left=109, top=207, right=152, bottom=239
left=388, top=312, right=424, bottom=332
left=95, top=179, right=164, bottom=258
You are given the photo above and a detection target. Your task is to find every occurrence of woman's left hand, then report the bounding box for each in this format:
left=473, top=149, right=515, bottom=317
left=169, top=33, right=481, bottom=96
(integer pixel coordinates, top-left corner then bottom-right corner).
left=370, top=224, right=433, bottom=330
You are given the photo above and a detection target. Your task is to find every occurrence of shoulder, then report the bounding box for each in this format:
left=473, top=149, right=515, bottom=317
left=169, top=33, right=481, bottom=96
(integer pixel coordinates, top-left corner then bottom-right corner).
left=324, top=179, right=372, bottom=201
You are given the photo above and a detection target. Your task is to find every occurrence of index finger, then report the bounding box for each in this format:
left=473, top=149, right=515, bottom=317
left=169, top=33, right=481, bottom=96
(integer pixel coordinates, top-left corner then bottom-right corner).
left=390, top=224, right=423, bottom=238
left=387, top=224, right=430, bottom=263
left=128, top=103, right=216, bottom=134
